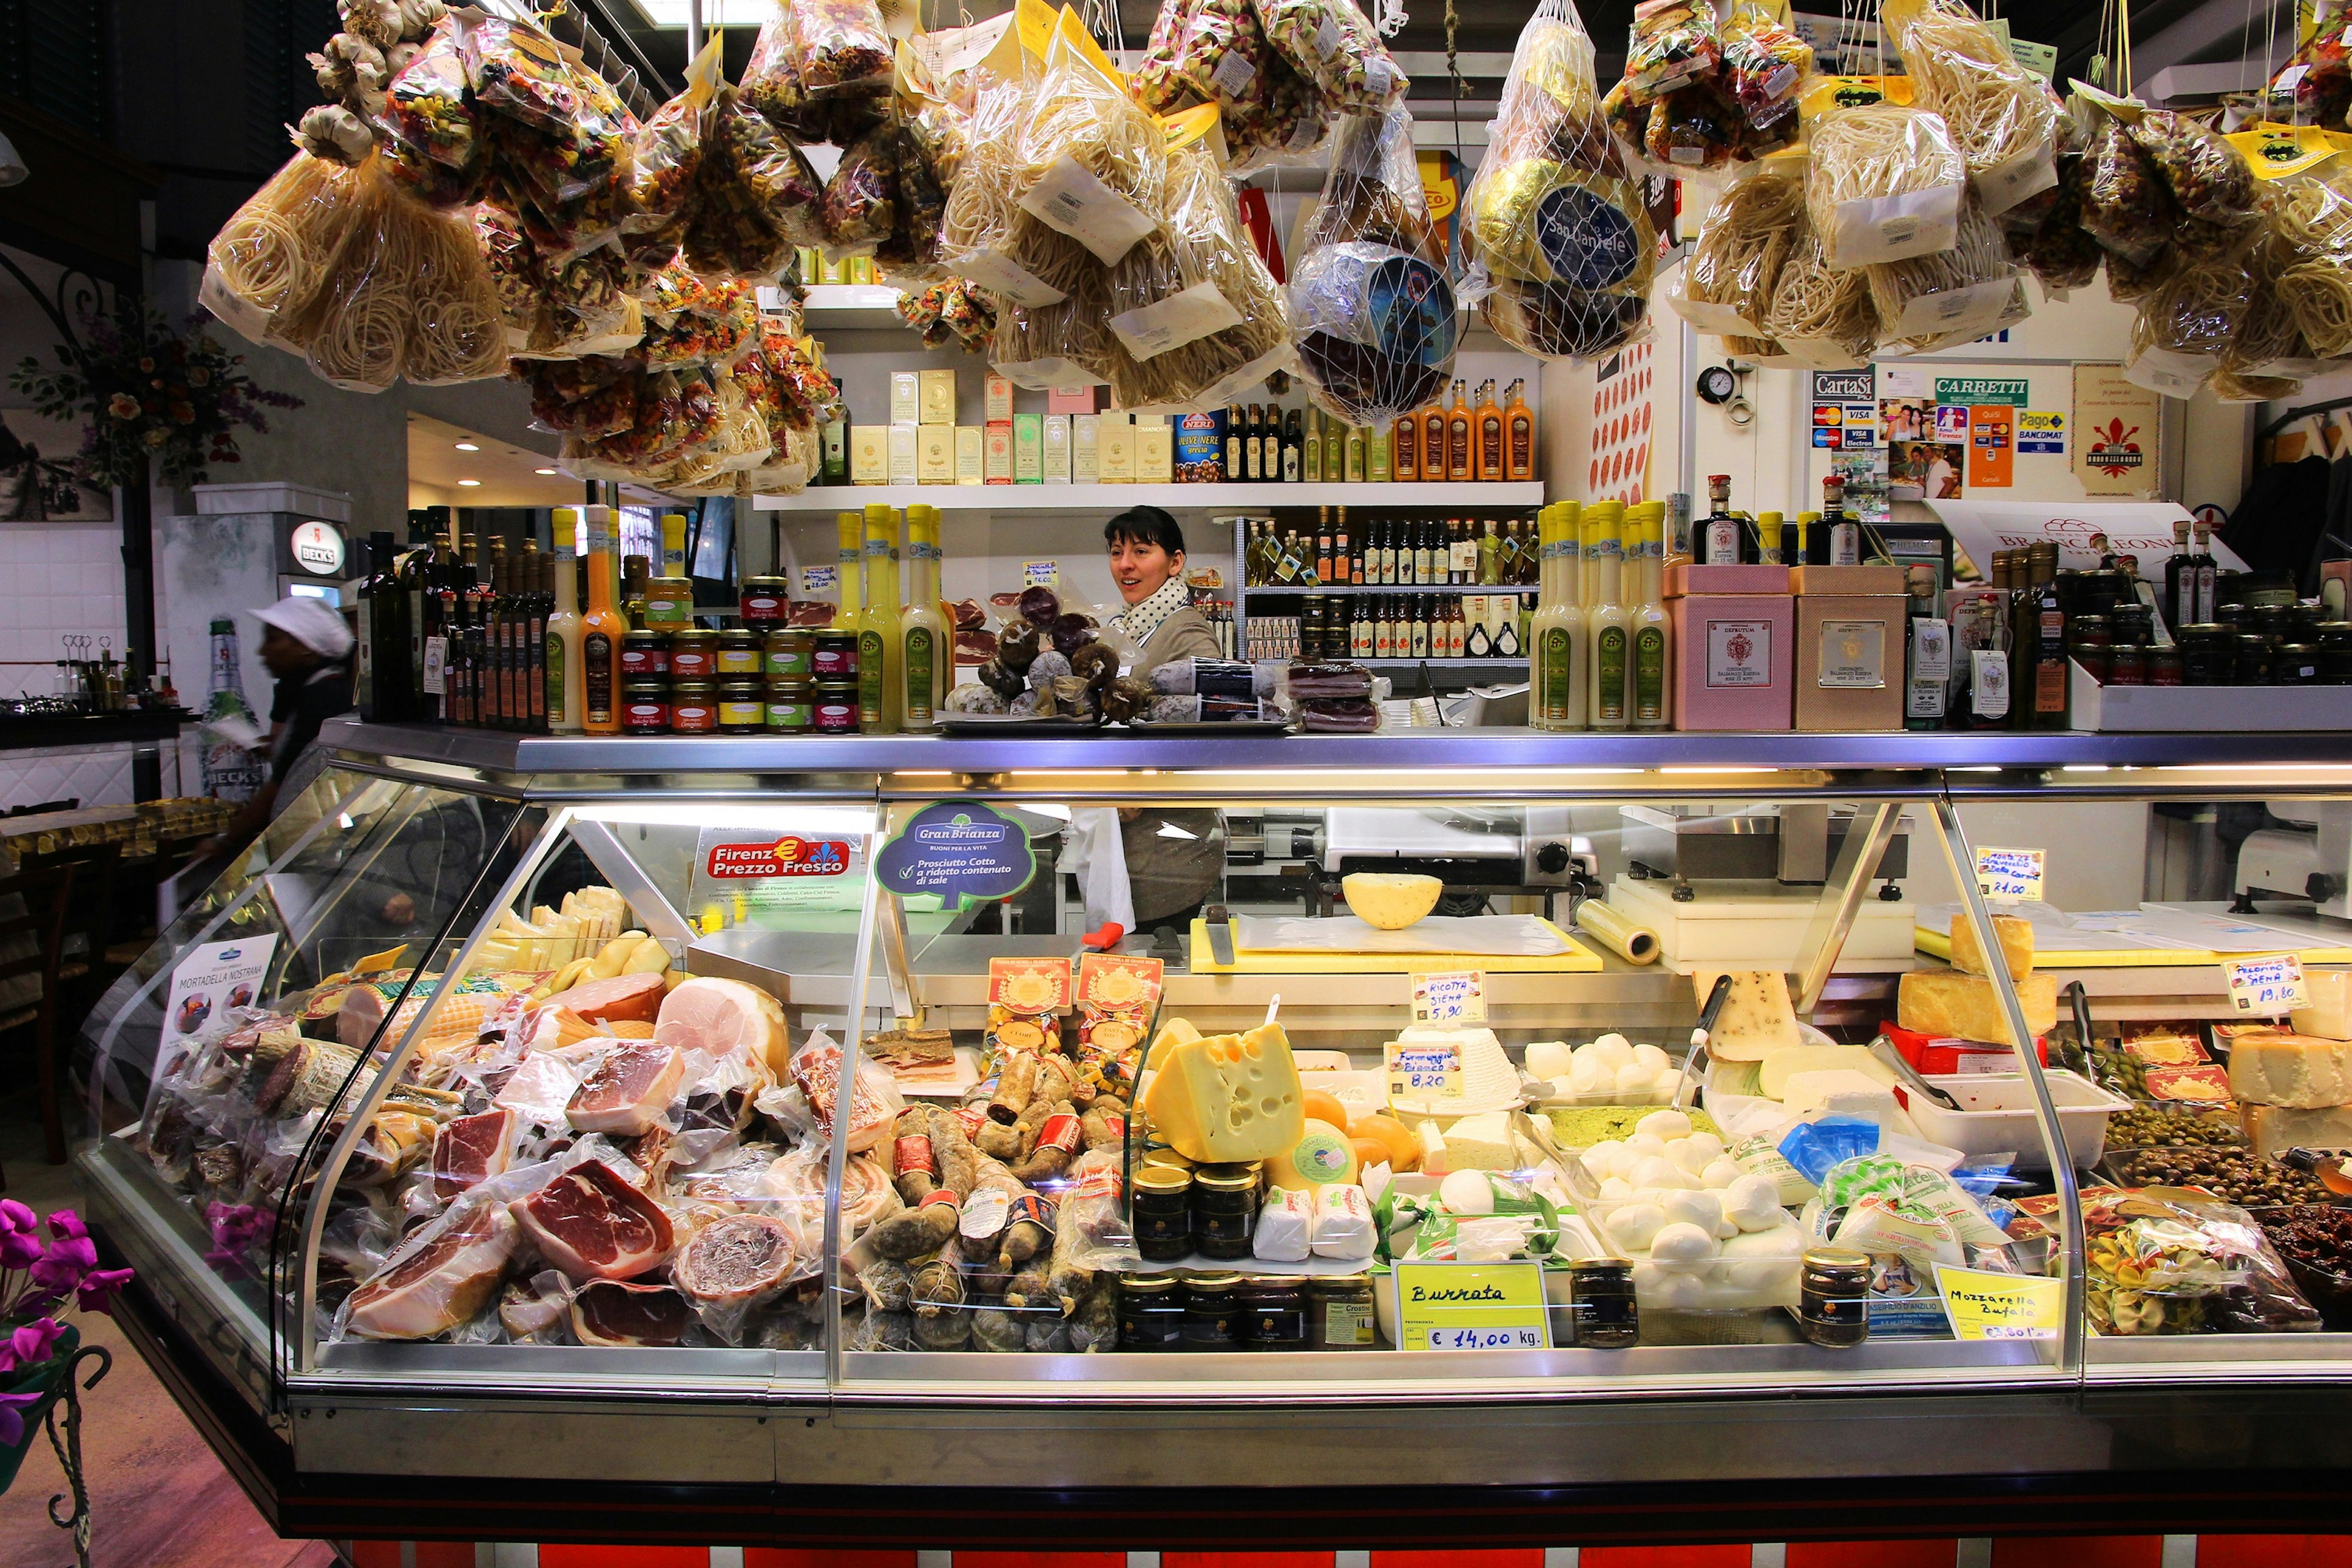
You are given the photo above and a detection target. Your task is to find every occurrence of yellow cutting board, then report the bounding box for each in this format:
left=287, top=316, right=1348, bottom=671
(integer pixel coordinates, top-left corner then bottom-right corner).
left=1915, top=927, right=2352, bottom=970
left=1191, top=918, right=1604, bottom=973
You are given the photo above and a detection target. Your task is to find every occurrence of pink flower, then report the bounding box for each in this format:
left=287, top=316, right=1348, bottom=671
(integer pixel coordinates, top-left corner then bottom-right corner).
left=106, top=393, right=138, bottom=421
left=9, top=1318, right=59, bottom=1367
left=44, top=1211, right=85, bottom=1243
left=75, top=1268, right=132, bottom=1314
left=0, top=1390, right=43, bottom=1447
left=0, top=1229, right=39, bottom=1270
left=29, top=1235, right=94, bottom=1294
left=0, top=1200, right=34, bottom=1235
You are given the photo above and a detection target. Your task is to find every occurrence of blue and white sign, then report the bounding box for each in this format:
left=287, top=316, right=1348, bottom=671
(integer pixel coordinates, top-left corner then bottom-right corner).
left=876, top=801, right=1037, bottom=910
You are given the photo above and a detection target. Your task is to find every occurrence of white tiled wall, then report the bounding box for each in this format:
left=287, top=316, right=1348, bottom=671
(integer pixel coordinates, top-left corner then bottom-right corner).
left=0, top=520, right=129, bottom=697
left=0, top=740, right=143, bottom=810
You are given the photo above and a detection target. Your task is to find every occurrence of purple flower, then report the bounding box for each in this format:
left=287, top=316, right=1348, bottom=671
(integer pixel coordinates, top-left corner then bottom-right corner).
left=0, top=1390, right=43, bottom=1447
left=0, top=1230, right=39, bottom=1270
left=29, top=1236, right=94, bottom=1294
left=44, top=1211, right=85, bottom=1243
left=9, top=1318, right=60, bottom=1368
left=0, top=1200, right=34, bottom=1235
left=75, top=1268, right=132, bottom=1314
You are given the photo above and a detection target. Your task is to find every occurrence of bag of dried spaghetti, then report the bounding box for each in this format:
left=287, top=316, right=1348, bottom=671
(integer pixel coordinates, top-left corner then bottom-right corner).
left=2243, top=138, right=2352, bottom=363
left=270, top=156, right=410, bottom=386
left=204, top=152, right=372, bottom=347
left=2074, top=91, right=2177, bottom=266
left=1011, top=20, right=1167, bottom=270
left=1868, top=190, right=2029, bottom=353
left=1252, top=0, right=1406, bottom=114
left=1882, top=0, right=2059, bottom=216
left=1802, top=88, right=1968, bottom=266
left=1670, top=161, right=1804, bottom=337
left=1762, top=205, right=1879, bottom=368
left=1290, top=107, right=1458, bottom=422
left=2124, top=227, right=2258, bottom=399
left=937, top=51, right=1066, bottom=306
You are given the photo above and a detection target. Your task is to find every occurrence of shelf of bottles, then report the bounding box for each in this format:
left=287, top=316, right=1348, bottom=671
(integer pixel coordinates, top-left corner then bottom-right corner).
left=1233, top=508, right=1540, bottom=666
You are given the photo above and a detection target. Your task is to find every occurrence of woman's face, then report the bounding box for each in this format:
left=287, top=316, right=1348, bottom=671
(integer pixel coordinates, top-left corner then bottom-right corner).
left=1110, top=535, right=1183, bottom=605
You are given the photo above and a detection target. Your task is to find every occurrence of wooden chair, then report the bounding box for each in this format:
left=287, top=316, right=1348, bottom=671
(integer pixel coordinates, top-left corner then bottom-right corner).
left=0, top=861, right=80, bottom=1178
left=105, top=830, right=213, bottom=968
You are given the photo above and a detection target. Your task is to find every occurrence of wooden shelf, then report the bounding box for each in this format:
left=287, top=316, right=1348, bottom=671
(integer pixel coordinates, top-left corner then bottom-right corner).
left=754, top=482, right=1547, bottom=513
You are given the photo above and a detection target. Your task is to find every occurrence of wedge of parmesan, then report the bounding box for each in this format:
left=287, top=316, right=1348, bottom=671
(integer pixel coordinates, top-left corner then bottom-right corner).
left=1950, top=914, right=2034, bottom=982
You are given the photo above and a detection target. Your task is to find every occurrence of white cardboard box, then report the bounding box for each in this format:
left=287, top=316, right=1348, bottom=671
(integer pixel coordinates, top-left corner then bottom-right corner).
left=2068, top=660, right=2352, bottom=731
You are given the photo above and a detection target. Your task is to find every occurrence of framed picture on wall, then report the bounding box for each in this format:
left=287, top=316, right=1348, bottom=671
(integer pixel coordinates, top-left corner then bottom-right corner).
left=0, top=407, right=113, bottom=521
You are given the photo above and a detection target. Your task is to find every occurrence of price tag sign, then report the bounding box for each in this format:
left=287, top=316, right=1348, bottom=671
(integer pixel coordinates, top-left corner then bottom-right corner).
left=1934, top=1264, right=2065, bottom=1341
left=2223, top=953, right=2309, bottom=1016
left=1022, top=559, right=1060, bottom=587
left=1393, top=1260, right=1551, bottom=1352
left=1385, top=1039, right=1463, bottom=1101
left=1973, top=846, right=2045, bottom=902
left=1410, top=969, right=1488, bottom=1024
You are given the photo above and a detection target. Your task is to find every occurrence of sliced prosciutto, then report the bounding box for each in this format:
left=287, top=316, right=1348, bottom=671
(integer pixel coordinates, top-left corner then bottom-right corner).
left=345, top=1201, right=519, bottom=1340
left=510, top=1159, right=674, bottom=1281
left=655, top=977, right=788, bottom=1078
left=570, top=1279, right=692, bottom=1346
left=431, top=1107, right=519, bottom=1200
left=671, top=1213, right=800, bottom=1308
left=565, top=1043, right=684, bottom=1136
left=545, top=971, right=666, bottom=1026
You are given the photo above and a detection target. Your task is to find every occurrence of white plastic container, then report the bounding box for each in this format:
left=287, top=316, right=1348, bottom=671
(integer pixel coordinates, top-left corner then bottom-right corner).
left=1892, top=1070, right=2128, bottom=1170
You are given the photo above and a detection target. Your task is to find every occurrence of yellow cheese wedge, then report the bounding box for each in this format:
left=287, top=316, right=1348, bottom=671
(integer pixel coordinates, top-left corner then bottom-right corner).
left=1341, top=872, right=1443, bottom=930
left=1144, top=1016, right=1202, bottom=1073
left=1139, top=1023, right=1305, bottom=1163
left=1896, top=970, right=2057, bottom=1047
left=1949, top=914, right=2034, bottom=982
left=1692, top=970, right=1802, bottom=1061
left=1267, top=1118, right=1362, bottom=1190
left=2227, top=1030, right=2352, bottom=1109
left=2291, top=970, right=2352, bottom=1042
left=2244, top=1101, right=2352, bottom=1156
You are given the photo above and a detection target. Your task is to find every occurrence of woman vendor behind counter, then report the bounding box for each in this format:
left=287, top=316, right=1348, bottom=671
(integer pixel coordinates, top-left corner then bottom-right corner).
left=1104, top=507, right=1225, bottom=943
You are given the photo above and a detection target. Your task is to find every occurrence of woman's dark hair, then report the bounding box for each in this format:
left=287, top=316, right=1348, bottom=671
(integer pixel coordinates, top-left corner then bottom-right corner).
left=1105, top=505, right=1185, bottom=557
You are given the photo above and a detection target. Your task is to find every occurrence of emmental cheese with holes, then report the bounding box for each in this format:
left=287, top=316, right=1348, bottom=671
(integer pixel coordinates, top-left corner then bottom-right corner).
left=1140, top=1021, right=1305, bottom=1163
left=1691, top=970, right=1803, bottom=1061
left=1896, top=970, right=2057, bottom=1047
left=1949, top=913, right=2034, bottom=981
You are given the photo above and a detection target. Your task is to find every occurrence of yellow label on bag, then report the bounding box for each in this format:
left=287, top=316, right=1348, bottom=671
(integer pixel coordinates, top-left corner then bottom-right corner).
left=1799, top=74, right=1914, bottom=123
left=1159, top=102, right=1226, bottom=158
left=2228, top=124, right=2337, bottom=179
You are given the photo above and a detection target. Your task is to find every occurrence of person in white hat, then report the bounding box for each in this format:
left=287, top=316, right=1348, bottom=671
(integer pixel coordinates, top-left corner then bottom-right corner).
left=203, top=595, right=356, bottom=857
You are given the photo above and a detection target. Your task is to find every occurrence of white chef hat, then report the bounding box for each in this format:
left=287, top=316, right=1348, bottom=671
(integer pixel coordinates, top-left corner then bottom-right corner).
left=254, top=595, right=355, bottom=660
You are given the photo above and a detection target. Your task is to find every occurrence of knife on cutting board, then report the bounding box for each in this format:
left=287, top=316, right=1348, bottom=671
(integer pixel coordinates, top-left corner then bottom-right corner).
left=1204, top=903, right=1235, bottom=967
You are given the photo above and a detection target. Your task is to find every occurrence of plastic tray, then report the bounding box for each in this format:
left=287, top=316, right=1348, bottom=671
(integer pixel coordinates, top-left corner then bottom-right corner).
left=1890, top=1070, right=2128, bottom=1170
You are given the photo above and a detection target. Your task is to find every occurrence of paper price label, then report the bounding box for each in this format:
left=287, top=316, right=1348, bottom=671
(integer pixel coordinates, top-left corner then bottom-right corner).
left=1935, top=1264, right=2065, bottom=1341
left=1411, top=969, right=1488, bottom=1024
left=1393, top=1261, right=1551, bottom=1353
left=2224, top=953, right=2309, bottom=1015
left=1022, top=559, right=1059, bottom=588
left=1973, top=846, right=2045, bottom=902
left=1385, top=1041, right=1463, bottom=1101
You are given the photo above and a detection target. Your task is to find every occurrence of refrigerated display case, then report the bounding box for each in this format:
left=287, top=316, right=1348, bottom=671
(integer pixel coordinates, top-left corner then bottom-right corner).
left=67, top=717, right=2352, bottom=1546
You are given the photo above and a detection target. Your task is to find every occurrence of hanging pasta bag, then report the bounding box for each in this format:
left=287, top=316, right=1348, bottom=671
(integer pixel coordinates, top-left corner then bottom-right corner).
left=2262, top=0, right=2352, bottom=133
left=2073, top=89, right=2176, bottom=266
left=1251, top=0, right=1407, bottom=115
left=1802, top=86, right=1968, bottom=266
left=1866, top=190, right=2028, bottom=353
left=1670, top=160, right=1804, bottom=337
left=1762, top=206, right=1880, bottom=368
left=204, top=153, right=370, bottom=347
left=1883, top=0, right=2059, bottom=216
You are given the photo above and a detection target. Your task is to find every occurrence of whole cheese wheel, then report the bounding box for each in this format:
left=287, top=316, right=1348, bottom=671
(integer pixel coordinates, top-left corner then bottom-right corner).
left=1268, top=1118, right=1362, bottom=1191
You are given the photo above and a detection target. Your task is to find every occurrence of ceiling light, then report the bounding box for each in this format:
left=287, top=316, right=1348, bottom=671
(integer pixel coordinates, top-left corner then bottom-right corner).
left=535, top=467, right=559, bottom=475
left=454, top=440, right=480, bottom=451
left=457, top=479, right=482, bottom=488
left=622, top=0, right=764, bottom=24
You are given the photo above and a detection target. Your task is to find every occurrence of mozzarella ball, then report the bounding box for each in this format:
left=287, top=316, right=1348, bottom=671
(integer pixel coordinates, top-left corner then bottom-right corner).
left=1441, top=1169, right=1496, bottom=1216
left=1722, top=1172, right=1787, bottom=1232
left=1623, top=1131, right=1667, bottom=1162
left=1615, top=1061, right=1660, bottom=1097
left=1603, top=1201, right=1667, bottom=1253
left=1660, top=1189, right=1724, bottom=1238
left=1629, top=1155, right=1681, bottom=1191
left=1582, top=1139, right=1627, bottom=1179
left=1525, top=1040, right=1574, bottom=1080
left=1638, top=1109, right=1693, bottom=1143
left=1648, top=1067, right=1685, bottom=1102
left=1652, top=1269, right=1709, bottom=1308
left=1668, top=1138, right=1714, bottom=1177
left=1630, top=1042, right=1670, bottom=1076
left=1719, top=1223, right=1805, bottom=1292
left=1599, top=1175, right=1635, bottom=1202
left=1682, top=1132, right=1726, bottom=1165
left=1566, top=1055, right=1608, bottom=1096
left=1700, top=1158, right=1746, bottom=1190
left=1648, top=1221, right=1719, bottom=1268
left=1583, top=1036, right=1635, bottom=1072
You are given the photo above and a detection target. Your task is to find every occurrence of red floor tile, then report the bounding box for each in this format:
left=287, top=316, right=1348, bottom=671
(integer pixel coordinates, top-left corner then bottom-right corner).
left=2199, top=1538, right=2352, bottom=1568
left=1790, top=1544, right=1959, bottom=1568
left=1582, top=1550, right=1752, bottom=1568
left=1372, top=1553, right=1544, bottom=1568
left=540, top=1548, right=712, bottom=1568
left=345, top=1547, right=401, bottom=1568
left=1992, top=1539, right=2164, bottom=1568
left=746, top=1553, right=919, bottom=1568
left=1164, top=1555, right=1336, bottom=1567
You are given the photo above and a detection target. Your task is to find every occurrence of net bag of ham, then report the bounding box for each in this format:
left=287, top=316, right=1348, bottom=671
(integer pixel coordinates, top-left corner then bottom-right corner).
left=1463, top=0, right=1653, bottom=363
left=1290, top=107, right=1458, bottom=426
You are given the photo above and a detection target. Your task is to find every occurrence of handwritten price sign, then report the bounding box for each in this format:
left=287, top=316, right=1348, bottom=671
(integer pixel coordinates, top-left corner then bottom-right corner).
left=1411, top=969, right=1488, bottom=1024
left=1393, top=1260, right=1551, bottom=1353
left=1385, top=1040, right=1463, bottom=1101
left=2224, top=953, right=2309, bottom=1016
left=1974, top=846, right=2046, bottom=902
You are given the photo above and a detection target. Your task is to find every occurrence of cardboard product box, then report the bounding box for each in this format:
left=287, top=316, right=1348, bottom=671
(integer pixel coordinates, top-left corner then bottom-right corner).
left=1668, top=592, right=1795, bottom=731
left=955, top=426, right=984, bottom=484
left=1100, top=414, right=1135, bottom=483
left=918, top=425, right=955, bottom=485
left=1044, top=415, right=1072, bottom=483
left=985, top=421, right=1014, bottom=484
left=889, top=371, right=920, bottom=426
left=1667, top=562, right=1790, bottom=598
left=1014, top=413, right=1043, bottom=483
left=1174, top=410, right=1224, bottom=482
left=850, top=425, right=888, bottom=485
left=887, top=423, right=918, bottom=486
left=1789, top=564, right=1908, bottom=596
left=1049, top=385, right=1097, bottom=415
left=1795, top=592, right=1905, bottom=731
left=1136, top=415, right=1172, bottom=482
left=1072, top=415, right=1099, bottom=483
left=921, top=369, right=957, bottom=426
left=986, top=375, right=1014, bottom=423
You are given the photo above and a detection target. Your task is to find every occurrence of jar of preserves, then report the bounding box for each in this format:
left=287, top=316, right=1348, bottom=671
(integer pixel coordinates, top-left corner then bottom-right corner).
left=764, top=679, right=815, bottom=732
left=715, top=628, right=764, bottom=677
left=619, top=681, right=670, bottom=735
left=2106, top=639, right=2145, bottom=687
left=1567, top=1259, right=1638, bottom=1348
left=1180, top=1273, right=1242, bottom=1348
left=1191, top=1164, right=1259, bottom=1261
left=2147, top=647, right=2183, bottom=687
left=643, top=577, right=694, bottom=625
left=668, top=628, right=720, bottom=682
left=718, top=680, right=765, bottom=732
left=739, top=576, right=790, bottom=626
left=619, top=630, right=670, bottom=681
left=1307, top=1276, right=1377, bottom=1350
left=812, top=628, right=859, bottom=679
left=671, top=681, right=718, bottom=734
left=812, top=679, right=859, bottom=733
left=2320, top=623, right=2352, bottom=684
left=1116, top=1275, right=1183, bottom=1352
left=2275, top=643, right=2320, bottom=685
left=1132, top=1163, right=1193, bottom=1263
left=765, top=628, right=815, bottom=679
left=2237, top=632, right=2275, bottom=686
left=2179, top=625, right=2229, bottom=686
left=1799, top=1246, right=1873, bottom=1348
left=1236, top=1275, right=1308, bottom=1350
left=2068, top=615, right=2111, bottom=687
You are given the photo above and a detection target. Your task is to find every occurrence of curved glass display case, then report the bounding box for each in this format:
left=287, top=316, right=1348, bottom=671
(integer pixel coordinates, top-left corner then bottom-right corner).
left=68, top=718, right=2352, bottom=1540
